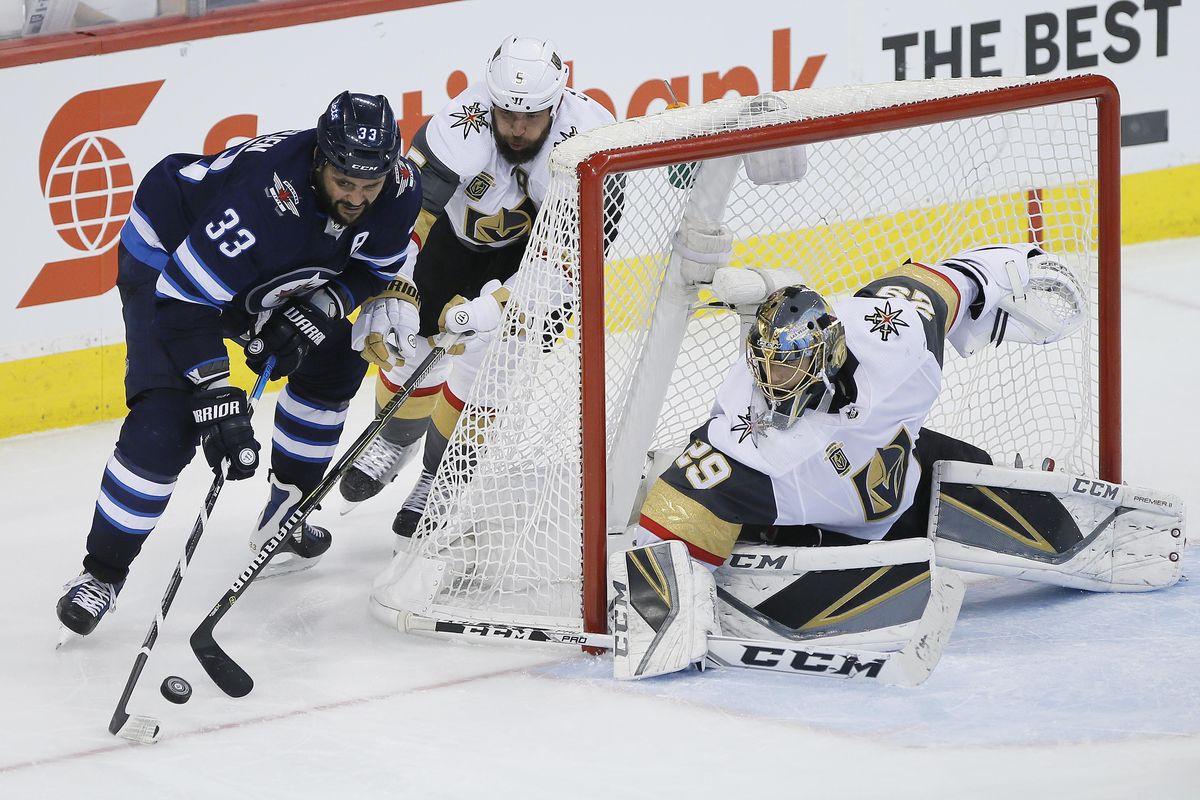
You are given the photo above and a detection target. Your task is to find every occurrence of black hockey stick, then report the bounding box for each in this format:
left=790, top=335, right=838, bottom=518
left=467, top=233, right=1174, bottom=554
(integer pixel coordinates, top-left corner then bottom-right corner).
left=109, top=359, right=275, bottom=743
left=190, top=335, right=460, bottom=698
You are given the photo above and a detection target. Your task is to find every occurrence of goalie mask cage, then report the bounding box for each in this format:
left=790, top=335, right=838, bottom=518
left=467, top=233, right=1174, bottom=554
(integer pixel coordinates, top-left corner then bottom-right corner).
left=372, top=74, right=1119, bottom=640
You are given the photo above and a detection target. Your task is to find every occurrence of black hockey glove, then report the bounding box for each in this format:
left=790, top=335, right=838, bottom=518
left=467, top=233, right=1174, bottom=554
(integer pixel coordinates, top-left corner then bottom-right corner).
left=245, top=299, right=334, bottom=377
left=192, top=386, right=260, bottom=480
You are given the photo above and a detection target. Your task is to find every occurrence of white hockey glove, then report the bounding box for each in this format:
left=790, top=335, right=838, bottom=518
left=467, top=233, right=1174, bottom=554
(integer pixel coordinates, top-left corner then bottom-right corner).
left=439, top=279, right=510, bottom=339
left=945, top=247, right=1086, bottom=358
left=352, top=278, right=421, bottom=371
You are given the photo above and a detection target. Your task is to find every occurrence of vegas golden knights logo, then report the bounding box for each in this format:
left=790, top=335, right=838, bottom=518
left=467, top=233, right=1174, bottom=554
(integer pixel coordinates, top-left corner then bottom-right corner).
left=464, top=197, right=537, bottom=244
left=826, top=441, right=851, bottom=476
left=465, top=172, right=494, bottom=201
left=851, top=427, right=913, bottom=521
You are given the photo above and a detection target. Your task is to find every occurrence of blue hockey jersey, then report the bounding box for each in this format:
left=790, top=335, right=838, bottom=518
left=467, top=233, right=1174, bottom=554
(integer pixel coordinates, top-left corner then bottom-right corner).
left=118, top=128, right=421, bottom=379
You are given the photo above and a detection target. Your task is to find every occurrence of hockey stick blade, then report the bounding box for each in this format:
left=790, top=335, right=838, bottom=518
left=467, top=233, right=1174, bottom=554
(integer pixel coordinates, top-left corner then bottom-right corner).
left=190, top=339, right=459, bottom=698
left=112, top=714, right=162, bottom=745
left=191, top=621, right=254, bottom=697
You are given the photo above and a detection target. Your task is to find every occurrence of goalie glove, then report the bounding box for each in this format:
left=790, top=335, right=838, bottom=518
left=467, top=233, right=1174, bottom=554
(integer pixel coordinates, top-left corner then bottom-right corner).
left=352, top=277, right=421, bottom=371
left=944, top=246, right=1086, bottom=358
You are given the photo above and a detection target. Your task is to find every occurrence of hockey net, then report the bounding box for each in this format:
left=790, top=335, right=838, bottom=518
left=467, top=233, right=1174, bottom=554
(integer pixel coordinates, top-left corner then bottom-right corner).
left=371, top=75, right=1119, bottom=638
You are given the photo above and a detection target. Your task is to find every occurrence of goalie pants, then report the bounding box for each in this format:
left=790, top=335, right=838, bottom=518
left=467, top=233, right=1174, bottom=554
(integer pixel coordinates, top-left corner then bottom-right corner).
left=374, top=217, right=527, bottom=471
left=747, top=427, right=991, bottom=548
left=80, top=246, right=365, bottom=585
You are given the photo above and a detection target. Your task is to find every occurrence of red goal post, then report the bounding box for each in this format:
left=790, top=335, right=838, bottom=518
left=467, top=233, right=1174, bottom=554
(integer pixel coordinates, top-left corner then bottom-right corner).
left=371, top=74, right=1120, bottom=641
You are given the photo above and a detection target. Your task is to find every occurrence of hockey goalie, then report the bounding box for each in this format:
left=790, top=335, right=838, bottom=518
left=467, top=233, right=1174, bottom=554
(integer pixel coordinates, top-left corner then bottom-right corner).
left=612, top=243, right=1187, bottom=681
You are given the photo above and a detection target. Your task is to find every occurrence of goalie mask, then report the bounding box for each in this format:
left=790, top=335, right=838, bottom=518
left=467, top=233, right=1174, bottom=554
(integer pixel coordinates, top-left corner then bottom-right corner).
left=486, top=35, right=569, bottom=114
left=747, top=286, right=847, bottom=428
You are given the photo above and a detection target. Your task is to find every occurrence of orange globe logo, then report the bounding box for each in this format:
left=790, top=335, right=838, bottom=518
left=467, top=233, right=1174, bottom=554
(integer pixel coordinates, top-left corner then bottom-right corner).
left=20, top=80, right=163, bottom=309
left=44, top=133, right=134, bottom=253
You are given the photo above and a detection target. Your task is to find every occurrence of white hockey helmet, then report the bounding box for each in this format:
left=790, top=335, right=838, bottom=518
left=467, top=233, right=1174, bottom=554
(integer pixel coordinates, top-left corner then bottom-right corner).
left=486, top=35, right=569, bottom=114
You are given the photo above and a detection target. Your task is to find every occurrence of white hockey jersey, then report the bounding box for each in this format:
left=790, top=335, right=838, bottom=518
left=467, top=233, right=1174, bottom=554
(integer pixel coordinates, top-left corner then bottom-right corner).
left=407, top=84, right=614, bottom=251
left=640, top=259, right=970, bottom=565
left=707, top=294, right=941, bottom=540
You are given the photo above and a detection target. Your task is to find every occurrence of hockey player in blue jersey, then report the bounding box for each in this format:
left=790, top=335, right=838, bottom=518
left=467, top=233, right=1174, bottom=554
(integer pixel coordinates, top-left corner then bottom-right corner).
left=56, top=91, right=423, bottom=638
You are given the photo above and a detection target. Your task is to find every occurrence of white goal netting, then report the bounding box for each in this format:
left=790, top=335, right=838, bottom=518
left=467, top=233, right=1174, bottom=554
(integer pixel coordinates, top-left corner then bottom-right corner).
left=372, top=75, right=1116, bottom=636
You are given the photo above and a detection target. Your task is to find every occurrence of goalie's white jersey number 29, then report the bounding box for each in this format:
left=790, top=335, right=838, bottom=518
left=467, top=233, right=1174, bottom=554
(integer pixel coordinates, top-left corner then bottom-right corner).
left=676, top=441, right=732, bottom=491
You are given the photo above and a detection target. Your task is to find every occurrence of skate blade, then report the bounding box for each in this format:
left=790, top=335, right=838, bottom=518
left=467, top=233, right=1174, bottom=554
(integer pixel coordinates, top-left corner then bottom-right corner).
left=56, top=626, right=76, bottom=649
left=257, top=551, right=323, bottom=580
left=338, top=498, right=364, bottom=517
left=114, top=715, right=161, bottom=744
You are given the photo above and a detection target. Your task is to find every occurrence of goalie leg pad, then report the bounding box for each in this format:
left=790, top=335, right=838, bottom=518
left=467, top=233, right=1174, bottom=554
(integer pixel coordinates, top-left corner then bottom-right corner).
left=931, top=461, right=1186, bottom=592
left=716, top=538, right=939, bottom=651
left=609, top=540, right=718, bottom=680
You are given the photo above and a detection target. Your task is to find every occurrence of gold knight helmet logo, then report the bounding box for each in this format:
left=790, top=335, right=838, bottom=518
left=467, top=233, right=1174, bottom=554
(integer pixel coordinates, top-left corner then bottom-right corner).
left=851, top=428, right=913, bottom=521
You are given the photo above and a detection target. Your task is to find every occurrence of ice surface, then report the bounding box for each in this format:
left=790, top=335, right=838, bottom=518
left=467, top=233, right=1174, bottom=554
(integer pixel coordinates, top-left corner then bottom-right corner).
left=1, top=239, right=1197, bottom=799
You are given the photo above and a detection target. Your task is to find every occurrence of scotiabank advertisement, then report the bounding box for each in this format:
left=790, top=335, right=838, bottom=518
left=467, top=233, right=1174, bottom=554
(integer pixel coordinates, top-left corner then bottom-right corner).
left=0, top=0, right=1195, bottom=433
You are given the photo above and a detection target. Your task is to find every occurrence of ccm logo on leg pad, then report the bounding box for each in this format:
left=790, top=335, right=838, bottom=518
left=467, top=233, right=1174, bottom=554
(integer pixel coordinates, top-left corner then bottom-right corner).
left=1070, top=478, right=1119, bottom=501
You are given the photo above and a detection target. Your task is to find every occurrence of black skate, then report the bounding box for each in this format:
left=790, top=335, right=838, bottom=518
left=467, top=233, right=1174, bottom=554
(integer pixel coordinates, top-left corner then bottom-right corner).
left=392, top=468, right=434, bottom=541
left=339, top=437, right=418, bottom=505
left=57, top=571, right=123, bottom=637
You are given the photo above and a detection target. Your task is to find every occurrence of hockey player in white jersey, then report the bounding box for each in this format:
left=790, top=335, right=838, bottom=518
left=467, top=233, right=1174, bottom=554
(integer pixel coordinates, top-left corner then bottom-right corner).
left=339, top=35, right=617, bottom=540
left=611, top=244, right=1185, bottom=679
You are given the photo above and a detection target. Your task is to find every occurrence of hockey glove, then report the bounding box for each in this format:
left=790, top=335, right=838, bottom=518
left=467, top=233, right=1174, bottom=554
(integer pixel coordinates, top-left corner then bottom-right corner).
left=245, top=298, right=335, bottom=377
left=438, top=280, right=510, bottom=355
left=351, top=278, right=421, bottom=371
left=192, top=386, right=260, bottom=480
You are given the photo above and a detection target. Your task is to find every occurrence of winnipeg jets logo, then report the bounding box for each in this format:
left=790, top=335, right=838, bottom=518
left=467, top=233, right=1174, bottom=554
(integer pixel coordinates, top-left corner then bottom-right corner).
left=730, top=407, right=760, bottom=445
left=864, top=301, right=909, bottom=341
left=450, top=102, right=490, bottom=138
left=558, top=125, right=579, bottom=143
left=266, top=172, right=300, bottom=217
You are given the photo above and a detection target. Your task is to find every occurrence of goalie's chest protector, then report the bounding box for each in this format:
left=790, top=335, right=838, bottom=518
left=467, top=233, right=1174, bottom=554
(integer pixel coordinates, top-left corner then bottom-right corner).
left=423, top=86, right=613, bottom=249
left=709, top=295, right=943, bottom=540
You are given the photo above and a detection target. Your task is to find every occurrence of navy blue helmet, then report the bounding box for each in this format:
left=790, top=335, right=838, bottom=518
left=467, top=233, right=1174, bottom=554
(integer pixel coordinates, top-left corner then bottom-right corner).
left=316, top=91, right=402, bottom=179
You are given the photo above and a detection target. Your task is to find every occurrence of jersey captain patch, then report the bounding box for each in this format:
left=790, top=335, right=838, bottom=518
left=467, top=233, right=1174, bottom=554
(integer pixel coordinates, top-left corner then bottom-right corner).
left=864, top=300, right=910, bottom=341
left=851, top=427, right=913, bottom=521
left=449, top=101, right=490, bottom=138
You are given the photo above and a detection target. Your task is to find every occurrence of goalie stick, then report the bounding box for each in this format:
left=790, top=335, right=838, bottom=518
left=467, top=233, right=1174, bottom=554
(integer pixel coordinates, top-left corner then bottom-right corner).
left=190, top=335, right=461, bottom=698
left=109, top=359, right=275, bottom=744
left=376, top=569, right=964, bottom=688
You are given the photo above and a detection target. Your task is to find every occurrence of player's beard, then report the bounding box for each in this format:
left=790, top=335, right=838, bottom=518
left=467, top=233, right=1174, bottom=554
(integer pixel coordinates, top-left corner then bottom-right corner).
left=312, top=166, right=375, bottom=226
left=330, top=197, right=372, bottom=226
left=493, top=122, right=551, bottom=165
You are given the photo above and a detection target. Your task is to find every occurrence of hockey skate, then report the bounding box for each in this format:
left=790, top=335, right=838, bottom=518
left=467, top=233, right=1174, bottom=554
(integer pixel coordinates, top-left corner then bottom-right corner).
left=57, top=571, right=124, bottom=642
left=338, top=436, right=420, bottom=509
left=250, top=474, right=333, bottom=579
left=392, top=467, right=434, bottom=546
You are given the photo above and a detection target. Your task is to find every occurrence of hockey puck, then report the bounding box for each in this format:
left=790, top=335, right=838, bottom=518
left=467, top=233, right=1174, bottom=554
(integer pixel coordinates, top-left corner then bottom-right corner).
left=160, top=675, right=192, bottom=704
